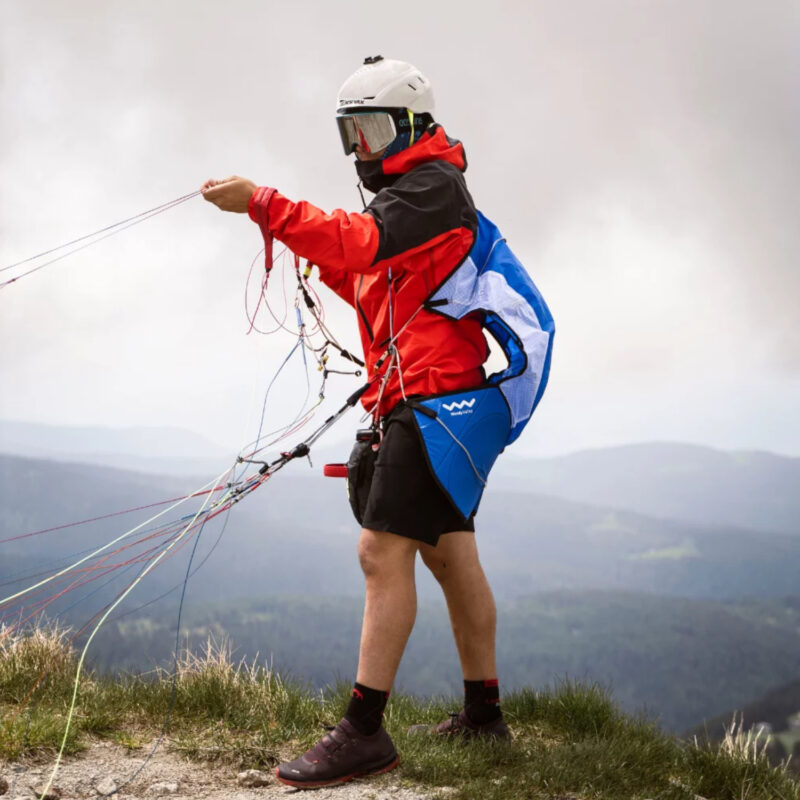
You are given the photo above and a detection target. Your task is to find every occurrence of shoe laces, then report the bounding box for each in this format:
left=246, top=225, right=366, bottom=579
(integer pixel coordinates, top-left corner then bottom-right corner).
left=318, top=723, right=350, bottom=754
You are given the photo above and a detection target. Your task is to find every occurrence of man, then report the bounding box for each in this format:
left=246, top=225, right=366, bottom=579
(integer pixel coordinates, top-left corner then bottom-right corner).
left=203, top=56, right=510, bottom=789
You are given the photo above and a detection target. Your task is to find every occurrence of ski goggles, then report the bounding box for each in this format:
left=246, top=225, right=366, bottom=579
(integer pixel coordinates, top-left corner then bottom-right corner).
left=336, top=110, right=398, bottom=155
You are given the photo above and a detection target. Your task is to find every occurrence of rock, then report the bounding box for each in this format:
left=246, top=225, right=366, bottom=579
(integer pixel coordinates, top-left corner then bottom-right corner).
left=237, top=769, right=272, bottom=788
left=29, top=784, right=62, bottom=800
left=0, top=776, right=8, bottom=795
left=94, top=777, right=119, bottom=796
left=147, top=782, right=180, bottom=796
left=73, top=782, right=97, bottom=798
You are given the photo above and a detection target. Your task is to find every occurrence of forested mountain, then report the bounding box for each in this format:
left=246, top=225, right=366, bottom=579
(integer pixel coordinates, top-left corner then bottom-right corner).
left=684, top=675, right=800, bottom=739
left=86, top=591, right=800, bottom=734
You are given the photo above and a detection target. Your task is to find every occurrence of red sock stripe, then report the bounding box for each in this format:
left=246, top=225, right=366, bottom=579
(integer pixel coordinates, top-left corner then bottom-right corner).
left=484, top=678, right=499, bottom=688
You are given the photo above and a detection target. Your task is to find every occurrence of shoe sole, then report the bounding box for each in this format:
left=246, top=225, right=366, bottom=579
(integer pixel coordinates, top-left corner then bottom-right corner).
left=274, top=753, right=399, bottom=789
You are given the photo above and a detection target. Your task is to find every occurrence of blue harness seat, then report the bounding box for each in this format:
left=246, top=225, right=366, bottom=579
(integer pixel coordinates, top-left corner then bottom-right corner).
left=409, top=211, right=555, bottom=520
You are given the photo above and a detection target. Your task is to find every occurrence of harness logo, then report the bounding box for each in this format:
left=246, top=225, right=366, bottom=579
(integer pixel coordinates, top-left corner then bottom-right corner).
left=442, top=398, right=476, bottom=416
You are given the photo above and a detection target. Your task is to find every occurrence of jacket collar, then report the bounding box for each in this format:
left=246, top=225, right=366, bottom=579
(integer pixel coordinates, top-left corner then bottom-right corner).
left=355, top=124, right=467, bottom=194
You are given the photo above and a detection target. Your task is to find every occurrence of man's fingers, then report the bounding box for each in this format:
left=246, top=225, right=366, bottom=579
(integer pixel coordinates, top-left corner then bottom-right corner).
left=202, top=181, right=234, bottom=200
left=201, top=185, right=223, bottom=202
left=200, top=176, right=253, bottom=213
left=201, top=176, right=238, bottom=193
left=210, top=176, right=239, bottom=187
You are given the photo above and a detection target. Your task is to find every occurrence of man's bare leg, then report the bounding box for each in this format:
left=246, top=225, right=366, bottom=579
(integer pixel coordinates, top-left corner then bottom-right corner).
left=274, top=528, right=411, bottom=785
left=419, top=531, right=497, bottom=679
left=355, top=527, right=420, bottom=690
left=416, top=531, right=508, bottom=734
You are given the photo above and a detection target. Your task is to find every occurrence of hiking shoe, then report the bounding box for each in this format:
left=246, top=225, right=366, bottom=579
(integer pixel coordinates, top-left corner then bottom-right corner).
left=408, top=710, right=512, bottom=741
left=274, top=718, right=399, bottom=789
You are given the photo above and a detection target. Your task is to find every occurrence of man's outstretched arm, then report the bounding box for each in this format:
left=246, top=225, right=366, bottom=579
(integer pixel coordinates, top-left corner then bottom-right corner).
left=202, top=176, right=379, bottom=273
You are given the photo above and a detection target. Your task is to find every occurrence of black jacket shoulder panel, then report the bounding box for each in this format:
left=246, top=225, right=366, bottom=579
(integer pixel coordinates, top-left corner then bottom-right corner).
left=365, top=161, right=477, bottom=265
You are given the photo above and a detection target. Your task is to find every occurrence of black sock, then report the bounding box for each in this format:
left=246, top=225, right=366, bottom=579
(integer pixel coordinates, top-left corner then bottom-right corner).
left=344, top=682, right=390, bottom=735
left=464, top=678, right=502, bottom=725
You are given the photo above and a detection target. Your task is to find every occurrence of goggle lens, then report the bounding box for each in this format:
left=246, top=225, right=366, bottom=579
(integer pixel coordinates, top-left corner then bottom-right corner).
left=336, top=112, right=397, bottom=155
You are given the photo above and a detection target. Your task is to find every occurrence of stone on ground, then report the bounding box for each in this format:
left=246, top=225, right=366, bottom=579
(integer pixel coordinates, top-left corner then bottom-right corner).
left=94, top=777, right=118, bottom=796
left=146, top=781, right=180, bottom=795
left=237, top=769, right=273, bottom=788
left=29, top=784, right=62, bottom=800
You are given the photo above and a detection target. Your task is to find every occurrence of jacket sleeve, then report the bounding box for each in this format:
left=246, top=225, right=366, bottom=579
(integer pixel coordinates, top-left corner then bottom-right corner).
left=247, top=163, right=476, bottom=301
left=315, top=263, right=356, bottom=307
left=248, top=187, right=380, bottom=273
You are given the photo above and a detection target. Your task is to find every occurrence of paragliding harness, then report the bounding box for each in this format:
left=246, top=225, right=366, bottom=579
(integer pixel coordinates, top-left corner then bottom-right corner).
left=336, top=210, right=555, bottom=523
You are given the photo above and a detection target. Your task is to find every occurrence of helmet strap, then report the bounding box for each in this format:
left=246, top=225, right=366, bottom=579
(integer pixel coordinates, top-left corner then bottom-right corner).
left=380, top=110, right=432, bottom=159
left=356, top=179, right=368, bottom=209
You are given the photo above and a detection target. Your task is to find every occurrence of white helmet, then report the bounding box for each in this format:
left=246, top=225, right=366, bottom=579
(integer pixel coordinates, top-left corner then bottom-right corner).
left=337, top=55, right=435, bottom=116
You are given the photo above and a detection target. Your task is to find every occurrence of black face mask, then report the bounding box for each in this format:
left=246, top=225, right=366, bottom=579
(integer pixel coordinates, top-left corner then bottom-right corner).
left=355, top=158, right=400, bottom=195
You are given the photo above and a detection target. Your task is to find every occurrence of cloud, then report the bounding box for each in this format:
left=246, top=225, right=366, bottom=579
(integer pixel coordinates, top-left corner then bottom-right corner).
left=1, top=0, right=798, bottom=453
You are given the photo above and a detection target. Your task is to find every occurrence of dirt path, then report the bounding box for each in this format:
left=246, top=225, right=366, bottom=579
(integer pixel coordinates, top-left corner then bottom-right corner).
left=1, top=740, right=438, bottom=800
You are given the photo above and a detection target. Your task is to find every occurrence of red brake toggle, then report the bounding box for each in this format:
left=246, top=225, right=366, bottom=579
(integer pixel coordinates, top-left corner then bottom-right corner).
left=253, top=187, right=276, bottom=273
left=323, top=463, right=348, bottom=478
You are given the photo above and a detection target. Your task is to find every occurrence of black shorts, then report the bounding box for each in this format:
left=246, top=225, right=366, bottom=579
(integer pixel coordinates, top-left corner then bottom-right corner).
left=347, top=404, right=475, bottom=547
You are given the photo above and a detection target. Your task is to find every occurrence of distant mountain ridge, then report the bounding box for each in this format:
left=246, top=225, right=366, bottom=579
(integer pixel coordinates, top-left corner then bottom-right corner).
left=494, top=441, right=800, bottom=535
left=684, top=675, right=800, bottom=739
left=3, top=420, right=798, bottom=531
left=4, top=451, right=800, bottom=607
left=0, top=418, right=237, bottom=476
left=0, top=418, right=350, bottom=477
left=0, top=419, right=229, bottom=457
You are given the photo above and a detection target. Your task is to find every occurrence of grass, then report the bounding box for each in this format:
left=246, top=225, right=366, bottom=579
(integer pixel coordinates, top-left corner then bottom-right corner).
left=1, top=625, right=799, bottom=800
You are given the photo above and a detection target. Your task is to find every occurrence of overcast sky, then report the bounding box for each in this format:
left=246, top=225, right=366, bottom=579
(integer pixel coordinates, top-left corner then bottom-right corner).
left=1, top=0, right=798, bottom=458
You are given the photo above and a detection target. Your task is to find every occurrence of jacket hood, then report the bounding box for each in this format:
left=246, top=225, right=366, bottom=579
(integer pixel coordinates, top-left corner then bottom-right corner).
left=355, top=124, right=467, bottom=194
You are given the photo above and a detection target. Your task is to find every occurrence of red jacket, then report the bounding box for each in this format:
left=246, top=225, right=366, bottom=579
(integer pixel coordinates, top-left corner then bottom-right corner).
left=248, top=125, right=487, bottom=416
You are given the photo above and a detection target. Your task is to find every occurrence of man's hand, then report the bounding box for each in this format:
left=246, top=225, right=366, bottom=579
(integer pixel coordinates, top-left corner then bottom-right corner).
left=201, top=176, right=258, bottom=213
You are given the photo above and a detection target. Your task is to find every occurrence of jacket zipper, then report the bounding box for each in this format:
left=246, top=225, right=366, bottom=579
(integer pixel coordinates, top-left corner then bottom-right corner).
left=356, top=274, right=374, bottom=342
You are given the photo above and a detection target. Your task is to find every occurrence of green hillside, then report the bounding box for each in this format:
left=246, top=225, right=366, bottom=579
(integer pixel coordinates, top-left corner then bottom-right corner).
left=2, top=626, right=799, bottom=800
left=81, top=591, right=800, bottom=734
left=685, top=676, right=800, bottom=767
left=5, top=454, right=800, bottom=737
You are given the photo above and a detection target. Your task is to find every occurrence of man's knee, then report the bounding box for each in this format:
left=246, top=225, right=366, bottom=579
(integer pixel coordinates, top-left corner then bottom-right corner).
left=419, top=546, right=449, bottom=584
left=358, top=528, right=417, bottom=578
